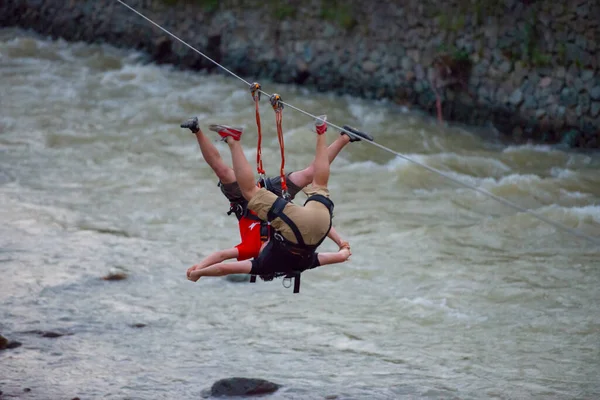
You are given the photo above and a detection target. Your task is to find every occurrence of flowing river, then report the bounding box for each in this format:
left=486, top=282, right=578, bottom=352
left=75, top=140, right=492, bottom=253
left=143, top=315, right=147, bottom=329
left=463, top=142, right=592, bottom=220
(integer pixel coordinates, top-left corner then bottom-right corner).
left=1, top=28, right=599, bottom=400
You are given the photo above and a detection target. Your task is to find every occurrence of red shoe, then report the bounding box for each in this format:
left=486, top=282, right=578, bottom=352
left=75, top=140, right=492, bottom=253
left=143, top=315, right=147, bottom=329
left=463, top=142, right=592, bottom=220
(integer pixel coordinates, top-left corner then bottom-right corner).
left=209, top=124, right=244, bottom=141
left=315, top=115, right=327, bottom=135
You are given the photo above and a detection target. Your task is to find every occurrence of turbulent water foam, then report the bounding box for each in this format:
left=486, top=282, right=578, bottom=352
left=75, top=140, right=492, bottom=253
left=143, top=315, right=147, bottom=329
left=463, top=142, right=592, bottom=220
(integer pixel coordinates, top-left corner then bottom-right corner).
left=1, top=28, right=600, bottom=400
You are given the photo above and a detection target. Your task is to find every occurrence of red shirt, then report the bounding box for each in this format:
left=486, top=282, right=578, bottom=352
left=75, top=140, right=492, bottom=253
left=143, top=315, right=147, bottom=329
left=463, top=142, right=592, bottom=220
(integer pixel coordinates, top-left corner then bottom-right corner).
left=235, top=214, right=267, bottom=261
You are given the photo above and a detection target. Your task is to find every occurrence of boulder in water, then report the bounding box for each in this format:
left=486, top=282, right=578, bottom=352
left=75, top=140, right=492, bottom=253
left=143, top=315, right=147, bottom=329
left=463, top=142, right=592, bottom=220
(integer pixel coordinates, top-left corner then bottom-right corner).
left=24, top=330, right=71, bottom=338
left=102, top=272, right=128, bottom=281
left=0, top=334, right=22, bottom=350
left=210, top=377, right=280, bottom=397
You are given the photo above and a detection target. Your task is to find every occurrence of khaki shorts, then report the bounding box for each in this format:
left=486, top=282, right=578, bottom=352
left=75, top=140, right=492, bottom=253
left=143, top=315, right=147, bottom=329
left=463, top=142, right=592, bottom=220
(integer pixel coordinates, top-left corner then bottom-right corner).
left=248, top=187, right=331, bottom=246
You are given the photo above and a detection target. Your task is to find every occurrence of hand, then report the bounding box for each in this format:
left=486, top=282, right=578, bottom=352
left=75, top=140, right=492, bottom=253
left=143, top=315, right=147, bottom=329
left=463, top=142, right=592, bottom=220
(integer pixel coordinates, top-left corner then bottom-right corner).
left=339, top=242, right=351, bottom=260
left=187, top=265, right=200, bottom=280
left=339, top=247, right=352, bottom=261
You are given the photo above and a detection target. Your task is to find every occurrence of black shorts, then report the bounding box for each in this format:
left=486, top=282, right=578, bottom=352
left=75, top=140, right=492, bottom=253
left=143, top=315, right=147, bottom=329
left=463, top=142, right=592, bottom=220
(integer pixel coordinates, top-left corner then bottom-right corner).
left=249, top=240, right=320, bottom=276
left=266, top=173, right=303, bottom=200
left=218, top=181, right=244, bottom=203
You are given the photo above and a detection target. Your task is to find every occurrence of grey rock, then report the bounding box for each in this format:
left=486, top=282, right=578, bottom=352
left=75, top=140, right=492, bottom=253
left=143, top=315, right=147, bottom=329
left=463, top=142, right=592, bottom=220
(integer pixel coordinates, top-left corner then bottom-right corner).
left=539, top=76, right=552, bottom=88
left=578, top=92, right=591, bottom=113
left=560, top=87, right=578, bottom=107
left=590, top=86, right=600, bottom=100
left=362, top=60, right=377, bottom=73
left=591, top=102, right=600, bottom=117
left=407, top=49, right=420, bottom=63
left=576, top=3, right=590, bottom=17
left=558, top=106, right=566, bottom=117
left=414, top=80, right=425, bottom=93
left=523, top=95, right=538, bottom=110
left=415, top=64, right=425, bottom=80
left=210, top=378, right=280, bottom=397
left=535, top=109, right=547, bottom=119
left=499, top=60, right=512, bottom=74
left=573, top=77, right=585, bottom=93
left=478, top=86, right=489, bottom=100
left=509, top=89, right=524, bottom=106
left=401, top=56, right=413, bottom=71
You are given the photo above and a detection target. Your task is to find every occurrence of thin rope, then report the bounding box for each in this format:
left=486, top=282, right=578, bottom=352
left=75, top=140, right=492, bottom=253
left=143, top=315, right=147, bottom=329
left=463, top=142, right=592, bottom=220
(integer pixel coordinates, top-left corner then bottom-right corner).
left=115, top=0, right=600, bottom=247
left=274, top=110, right=288, bottom=195
left=252, top=93, right=265, bottom=176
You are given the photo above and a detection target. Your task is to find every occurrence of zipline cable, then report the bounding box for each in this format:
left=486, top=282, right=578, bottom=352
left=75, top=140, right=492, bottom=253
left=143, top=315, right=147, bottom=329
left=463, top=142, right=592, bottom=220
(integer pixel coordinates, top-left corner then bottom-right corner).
left=115, top=0, right=600, bottom=246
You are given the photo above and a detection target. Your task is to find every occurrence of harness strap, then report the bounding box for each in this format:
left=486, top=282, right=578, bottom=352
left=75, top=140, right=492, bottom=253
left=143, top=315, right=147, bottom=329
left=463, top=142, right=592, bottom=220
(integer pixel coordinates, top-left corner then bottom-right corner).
left=304, top=194, right=334, bottom=248
left=304, top=194, right=334, bottom=214
left=266, top=197, right=305, bottom=247
left=292, top=271, right=300, bottom=293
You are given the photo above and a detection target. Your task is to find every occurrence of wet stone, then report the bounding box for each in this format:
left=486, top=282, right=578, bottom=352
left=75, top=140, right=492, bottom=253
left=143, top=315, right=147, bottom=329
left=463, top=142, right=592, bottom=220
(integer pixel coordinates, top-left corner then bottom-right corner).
left=560, top=88, right=578, bottom=107
left=210, top=377, right=280, bottom=397
left=590, top=102, right=600, bottom=117
left=590, top=86, right=600, bottom=101
left=509, top=89, right=523, bottom=106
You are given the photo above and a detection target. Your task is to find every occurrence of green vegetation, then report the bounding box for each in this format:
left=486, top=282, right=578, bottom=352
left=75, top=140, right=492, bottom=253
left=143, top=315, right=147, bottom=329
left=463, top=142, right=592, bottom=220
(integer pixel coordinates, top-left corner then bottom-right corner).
left=319, top=1, right=357, bottom=30
left=159, top=0, right=219, bottom=12
left=272, top=3, right=297, bottom=20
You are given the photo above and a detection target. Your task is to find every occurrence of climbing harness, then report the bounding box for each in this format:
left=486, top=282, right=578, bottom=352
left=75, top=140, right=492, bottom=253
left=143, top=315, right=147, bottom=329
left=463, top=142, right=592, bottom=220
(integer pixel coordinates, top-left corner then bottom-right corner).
left=116, top=0, right=600, bottom=250
left=248, top=87, right=301, bottom=290
left=251, top=194, right=334, bottom=293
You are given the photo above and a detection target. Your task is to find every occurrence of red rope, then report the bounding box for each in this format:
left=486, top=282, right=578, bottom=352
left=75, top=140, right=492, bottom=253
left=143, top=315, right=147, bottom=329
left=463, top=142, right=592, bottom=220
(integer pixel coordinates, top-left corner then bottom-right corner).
left=275, top=110, right=288, bottom=194
left=254, top=96, right=265, bottom=176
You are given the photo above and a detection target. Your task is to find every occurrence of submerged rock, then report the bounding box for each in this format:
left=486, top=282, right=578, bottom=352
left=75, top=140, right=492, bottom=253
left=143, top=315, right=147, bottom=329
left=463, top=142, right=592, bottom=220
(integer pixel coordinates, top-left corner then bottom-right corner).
left=0, top=334, right=22, bottom=350
left=102, top=272, right=128, bottom=281
left=24, top=330, right=72, bottom=338
left=210, top=377, right=280, bottom=397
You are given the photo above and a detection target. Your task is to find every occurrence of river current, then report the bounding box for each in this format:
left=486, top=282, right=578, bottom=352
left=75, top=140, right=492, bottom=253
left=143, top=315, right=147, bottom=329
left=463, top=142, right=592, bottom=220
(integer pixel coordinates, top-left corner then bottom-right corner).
left=1, top=28, right=599, bottom=400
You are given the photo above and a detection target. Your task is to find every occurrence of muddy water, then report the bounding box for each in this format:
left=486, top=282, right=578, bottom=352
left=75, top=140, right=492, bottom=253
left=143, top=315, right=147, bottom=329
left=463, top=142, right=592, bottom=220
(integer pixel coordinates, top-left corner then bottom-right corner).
left=1, top=28, right=599, bottom=399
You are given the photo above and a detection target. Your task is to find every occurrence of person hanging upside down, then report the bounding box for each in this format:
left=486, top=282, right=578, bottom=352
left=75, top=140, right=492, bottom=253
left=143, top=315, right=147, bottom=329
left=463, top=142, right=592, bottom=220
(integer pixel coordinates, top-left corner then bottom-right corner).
left=180, top=116, right=373, bottom=279
left=184, top=116, right=372, bottom=282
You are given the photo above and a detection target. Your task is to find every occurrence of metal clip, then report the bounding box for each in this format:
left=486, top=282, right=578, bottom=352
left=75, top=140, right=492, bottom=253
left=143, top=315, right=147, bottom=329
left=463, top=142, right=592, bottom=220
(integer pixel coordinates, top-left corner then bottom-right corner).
left=270, top=93, right=284, bottom=111
left=250, top=82, right=261, bottom=101
left=282, top=276, right=292, bottom=288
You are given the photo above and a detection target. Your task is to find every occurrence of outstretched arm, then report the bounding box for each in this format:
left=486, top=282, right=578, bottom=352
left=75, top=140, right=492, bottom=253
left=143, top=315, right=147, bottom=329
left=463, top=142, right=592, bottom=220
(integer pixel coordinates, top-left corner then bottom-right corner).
left=326, top=226, right=345, bottom=247
left=187, top=247, right=239, bottom=279
left=188, top=259, right=252, bottom=282
left=317, top=243, right=351, bottom=266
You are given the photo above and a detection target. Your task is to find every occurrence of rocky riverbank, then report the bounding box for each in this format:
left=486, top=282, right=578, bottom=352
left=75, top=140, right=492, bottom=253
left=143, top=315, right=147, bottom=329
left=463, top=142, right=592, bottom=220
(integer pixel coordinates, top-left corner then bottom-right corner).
left=1, top=0, right=599, bottom=147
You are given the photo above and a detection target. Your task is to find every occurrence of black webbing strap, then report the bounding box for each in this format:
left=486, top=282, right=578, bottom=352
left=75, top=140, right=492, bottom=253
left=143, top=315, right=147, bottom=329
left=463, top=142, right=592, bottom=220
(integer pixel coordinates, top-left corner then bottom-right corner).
left=292, top=271, right=300, bottom=293
left=266, top=197, right=305, bottom=246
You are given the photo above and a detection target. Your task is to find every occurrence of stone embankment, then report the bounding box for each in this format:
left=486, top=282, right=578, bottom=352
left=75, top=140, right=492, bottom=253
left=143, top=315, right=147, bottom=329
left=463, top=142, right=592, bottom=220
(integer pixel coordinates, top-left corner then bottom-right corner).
left=1, top=0, right=599, bottom=147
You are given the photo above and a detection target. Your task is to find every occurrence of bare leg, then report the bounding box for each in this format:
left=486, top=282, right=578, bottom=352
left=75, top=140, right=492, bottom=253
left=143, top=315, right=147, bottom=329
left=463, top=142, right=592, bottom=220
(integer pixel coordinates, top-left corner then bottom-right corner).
left=189, top=260, right=252, bottom=281
left=226, top=139, right=260, bottom=200
left=195, top=129, right=236, bottom=184
left=288, top=134, right=351, bottom=188
left=311, top=132, right=330, bottom=188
